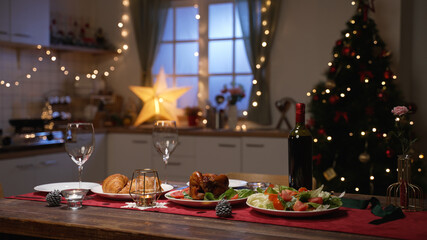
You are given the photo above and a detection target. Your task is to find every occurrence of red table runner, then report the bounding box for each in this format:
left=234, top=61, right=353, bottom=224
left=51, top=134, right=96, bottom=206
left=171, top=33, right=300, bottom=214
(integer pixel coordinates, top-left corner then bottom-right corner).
left=8, top=192, right=427, bottom=240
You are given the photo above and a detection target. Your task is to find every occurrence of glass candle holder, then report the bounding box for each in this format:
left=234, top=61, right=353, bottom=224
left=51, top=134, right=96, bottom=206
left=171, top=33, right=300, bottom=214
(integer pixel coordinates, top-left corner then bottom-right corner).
left=61, top=189, right=89, bottom=210
left=129, top=169, right=162, bottom=207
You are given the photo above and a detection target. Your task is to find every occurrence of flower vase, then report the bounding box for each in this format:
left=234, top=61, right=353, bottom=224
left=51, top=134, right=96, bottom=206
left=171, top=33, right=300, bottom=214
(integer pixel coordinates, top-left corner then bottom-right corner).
left=227, top=105, right=238, bottom=130
left=386, top=154, right=424, bottom=211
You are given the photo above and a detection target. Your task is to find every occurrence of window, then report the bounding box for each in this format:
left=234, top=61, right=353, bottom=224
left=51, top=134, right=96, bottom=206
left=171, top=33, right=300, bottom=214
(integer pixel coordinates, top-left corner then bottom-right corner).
left=152, top=0, right=252, bottom=114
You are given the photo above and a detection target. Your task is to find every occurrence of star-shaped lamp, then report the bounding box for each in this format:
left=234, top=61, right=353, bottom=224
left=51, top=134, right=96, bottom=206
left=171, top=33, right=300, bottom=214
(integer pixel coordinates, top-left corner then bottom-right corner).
left=129, top=68, right=191, bottom=126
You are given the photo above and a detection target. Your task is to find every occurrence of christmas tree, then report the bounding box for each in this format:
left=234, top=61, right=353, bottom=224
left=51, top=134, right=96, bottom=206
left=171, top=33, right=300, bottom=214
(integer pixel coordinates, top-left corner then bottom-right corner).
left=307, top=0, right=423, bottom=195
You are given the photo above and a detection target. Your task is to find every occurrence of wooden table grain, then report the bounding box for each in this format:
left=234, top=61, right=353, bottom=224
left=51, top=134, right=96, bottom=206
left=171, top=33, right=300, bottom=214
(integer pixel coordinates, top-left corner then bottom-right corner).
left=0, top=198, right=390, bottom=240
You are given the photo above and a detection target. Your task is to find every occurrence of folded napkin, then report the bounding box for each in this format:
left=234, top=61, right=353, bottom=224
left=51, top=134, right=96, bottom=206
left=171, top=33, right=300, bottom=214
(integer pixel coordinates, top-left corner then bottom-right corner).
left=342, top=197, right=405, bottom=225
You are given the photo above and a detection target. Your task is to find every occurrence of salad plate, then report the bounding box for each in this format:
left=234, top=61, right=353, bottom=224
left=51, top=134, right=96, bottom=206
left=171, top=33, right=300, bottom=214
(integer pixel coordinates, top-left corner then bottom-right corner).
left=186, top=179, right=248, bottom=189
left=91, top=184, right=174, bottom=200
left=246, top=201, right=340, bottom=217
left=34, top=182, right=101, bottom=192
left=165, top=190, right=248, bottom=208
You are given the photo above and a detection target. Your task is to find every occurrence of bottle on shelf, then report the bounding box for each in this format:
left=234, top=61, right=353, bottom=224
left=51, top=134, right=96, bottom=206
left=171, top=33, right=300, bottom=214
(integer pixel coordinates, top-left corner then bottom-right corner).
left=288, top=103, right=313, bottom=190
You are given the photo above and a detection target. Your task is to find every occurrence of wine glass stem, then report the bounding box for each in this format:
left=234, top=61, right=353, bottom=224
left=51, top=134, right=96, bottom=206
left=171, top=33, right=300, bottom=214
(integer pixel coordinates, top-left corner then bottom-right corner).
left=78, top=165, right=83, bottom=189
left=163, top=155, right=169, bottom=184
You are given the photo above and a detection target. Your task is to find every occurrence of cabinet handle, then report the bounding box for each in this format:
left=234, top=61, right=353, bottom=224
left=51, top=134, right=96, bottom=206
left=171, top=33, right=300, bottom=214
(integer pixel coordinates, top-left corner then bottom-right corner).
left=0, top=31, right=8, bottom=35
left=168, top=162, right=181, bottom=166
left=13, top=33, right=31, bottom=38
left=16, top=163, right=35, bottom=169
left=246, top=143, right=265, bottom=148
left=218, top=143, right=236, bottom=148
left=40, top=160, right=58, bottom=166
left=132, top=140, right=148, bottom=144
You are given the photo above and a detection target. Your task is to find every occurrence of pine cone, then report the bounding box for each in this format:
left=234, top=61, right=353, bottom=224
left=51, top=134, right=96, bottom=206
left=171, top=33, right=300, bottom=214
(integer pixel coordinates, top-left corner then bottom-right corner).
left=215, top=199, right=232, bottom=217
left=46, top=190, right=62, bottom=207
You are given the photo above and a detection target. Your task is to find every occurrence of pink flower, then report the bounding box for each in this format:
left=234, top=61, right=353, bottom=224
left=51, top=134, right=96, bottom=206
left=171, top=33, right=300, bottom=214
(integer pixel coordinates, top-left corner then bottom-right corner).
left=391, top=106, right=409, bottom=116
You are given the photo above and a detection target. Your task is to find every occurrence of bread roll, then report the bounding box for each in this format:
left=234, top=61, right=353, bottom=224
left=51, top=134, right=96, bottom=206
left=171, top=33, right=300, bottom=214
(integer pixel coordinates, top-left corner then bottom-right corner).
left=102, top=174, right=129, bottom=193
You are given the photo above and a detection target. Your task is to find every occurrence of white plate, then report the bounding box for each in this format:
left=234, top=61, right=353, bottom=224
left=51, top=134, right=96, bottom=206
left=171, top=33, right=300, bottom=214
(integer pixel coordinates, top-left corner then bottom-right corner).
left=34, top=182, right=101, bottom=192
left=186, top=179, right=248, bottom=189
left=91, top=184, right=174, bottom=200
left=165, top=190, right=247, bottom=208
left=246, top=201, right=340, bottom=217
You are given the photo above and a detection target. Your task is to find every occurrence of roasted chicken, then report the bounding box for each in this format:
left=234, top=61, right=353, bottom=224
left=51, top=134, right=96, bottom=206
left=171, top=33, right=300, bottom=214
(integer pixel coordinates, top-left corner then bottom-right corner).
left=189, top=171, right=229, bottom=200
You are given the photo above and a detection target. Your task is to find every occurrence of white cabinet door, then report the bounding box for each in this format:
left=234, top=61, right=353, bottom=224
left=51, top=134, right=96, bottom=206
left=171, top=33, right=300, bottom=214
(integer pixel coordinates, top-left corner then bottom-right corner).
left=84, top=133, right=107, bottom=182
left=10, top=0, right=49, bottom=45
left=152, top=136, right=197, bottom=182
left=0, top=157, right=37, bottom=196
left=242, top=137, right=288, bottom=175
left=107, top=134, right=152, bottom=177
left=0, top=0, right=10, bottom=41
left=34, top=152, right=76, bottom=185
left=195, top=136, right=241, bottom=174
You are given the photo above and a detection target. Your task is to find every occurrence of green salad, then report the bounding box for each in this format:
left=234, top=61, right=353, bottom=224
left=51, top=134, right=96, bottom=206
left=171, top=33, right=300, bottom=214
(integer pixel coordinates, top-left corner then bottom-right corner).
left=169, top=187, right=255, bottom=200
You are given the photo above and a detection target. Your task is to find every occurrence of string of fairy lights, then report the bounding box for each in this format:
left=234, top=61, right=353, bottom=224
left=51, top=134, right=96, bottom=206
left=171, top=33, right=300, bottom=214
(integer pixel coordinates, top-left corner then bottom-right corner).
left=0, top=0, right=130, bottom=89
left=305, top=0, right=424, bottom=192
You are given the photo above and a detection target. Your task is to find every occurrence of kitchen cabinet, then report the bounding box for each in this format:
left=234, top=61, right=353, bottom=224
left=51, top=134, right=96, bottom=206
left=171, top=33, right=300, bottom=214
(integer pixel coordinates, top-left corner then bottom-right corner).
left=107, top=133, right=152, bottom=177
left=83, top=133, right=107, bottom=182
left=241, top=137, right=288, bottom=175
left=0, top=0, right=50, bottom=46
left=152, top=136, right=197, bottom=182
left=195, top=136, right=241, bottom=174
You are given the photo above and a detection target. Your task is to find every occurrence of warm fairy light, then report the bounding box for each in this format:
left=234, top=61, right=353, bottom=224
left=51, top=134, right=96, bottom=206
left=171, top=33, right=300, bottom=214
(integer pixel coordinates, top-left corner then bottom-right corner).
left=334, top=53, right=339, bottom=58
left=32, top=67, right=37, bottom=72
left=409, top=121, right=414, bottom=125
left=256, top=64, right=261, bottom=69
left=15, top=81, right=19, bottom=86
left=386, top=168, right=390, bottom=173
left=266, top=0, right=271, bottom=6
left=350, top=19, right=355, bottom=24
left=361, top=131, right=366, bottom=136
left=64, top=71, right=69, bottom=75
left=123, top=44, right=129, bottom=50
left=202, top=119, right=207, bottom=125
left=340, top=177, right=345, bottom=181
left=307, top=92, right=311, bottom=96
left=104, top=71, right=109, bottom=76
left=261, top=7, right=267, bottom=13
left=110, top=66, right=115, bottom=71
left=381, top=81, right=386, bottom=85
left=262, top=20, right=267, bottom=26
left=37, top=45, right=42, bottom=49
left=353, top=30, right=357, bottom=34
left=6, top=83, right=10, bottom=87
left=321, top=91, right=325, bottom=95
left=38, top=57, right=43, bottom=61
left=395, top=117, right=400, bottom=122
left=313, top=138, right=318, bottom=143
left=340, top=93, right=345, bottom=97
left=322, top=99, right=327, bottom=103
left=86, top=74, right=91, bottom=78
left=351, top=1, right=356, bottom=6
left=368, top=60, right=372, bottom=64
left=117, top=49, right=123, bottom=54
left=372, top=128, right=377, bottom=132
left=75, top=76, right=80, bottom=81
left=264, top=30, right=270, bottom=35
left=418, top=168, right=422, bottom=172
left=373, top=40, right=378, bottom=44
left=349, top=132, right=354, bottom=136
left=241, top=124, right=247, bottom=131
left=345, top=33, right=350, bottom=37
left=252, top=79, right=258, bottom=85
left=252, top=101, right=258, bottom=107
left=91, top=74, right=96, bottom=79
left=122, top=14, right=129, bottom=22
left=0, top=80, right=4, bottom=85
left=383, top=133, right=387, bottom=138
left=194, top=52, right=199, bottom=57
left=194, top=4, right=198, bottom=8
left=46, top=50, right=51, bottom=55
left=195, top=14, right=200, bottom=20
left=122, top=0, right=129, bottom=6
left=325, top=89, right=330, bottom=94
left=243, top=111, right=248, bottom=116
left=260, top=56, right=265, bottom=62
left=347, top=87, right=351, bottom=91
left=121, top=30, right=128, bottom=37
left=356, top=55, right=360, bottom=59
left=261, top=42, right=267, bottom=47
left=60, top=66, right=65, bottom=71
left=118, top=22, right=124, bottom=28
left=26, top=74, right=31, bottom=79
left=364, top=78, right=369, bottom=83
left=158, top=97, right=164, bottom=103
left=93, top=70, right=99, bottom=74
left=419, top=154, right=424, bottom=159
left=370, top=176, right=375, bottom=180
left=256, top=91, right=262, bottom=96
left=51, top=56, right=56, bottom=61
left=393, top=75, right=397, bottom=79
left=328, top=62, right=332, bottom=66
left=346, top=64, right=351, bottom=69
left=327, top=136, right=332, bottom=141
left=355, top=187, right=359, bottom=192
left=312, top=89, right=317, bottom=93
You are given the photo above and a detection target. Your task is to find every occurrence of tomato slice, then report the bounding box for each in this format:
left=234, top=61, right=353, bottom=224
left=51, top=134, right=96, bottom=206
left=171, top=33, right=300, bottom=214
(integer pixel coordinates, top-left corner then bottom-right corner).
left=267, top=193, right=278, bottom=202
left=280, top=190, right=292, bottom=202
left=272, top=197, right=284, bottom=210
left=285, top=189, right=298, bottom=196
left=230, top=193, right=239, bottom=200
left=182, top=187, right=190, bottom=194
left=308, top=197, right=323, bottom=204
left=293, top=200, right=308, bottom=211
left=298, top=187, right=308, bottom=192
left=170, top=191, right=185, bottom=199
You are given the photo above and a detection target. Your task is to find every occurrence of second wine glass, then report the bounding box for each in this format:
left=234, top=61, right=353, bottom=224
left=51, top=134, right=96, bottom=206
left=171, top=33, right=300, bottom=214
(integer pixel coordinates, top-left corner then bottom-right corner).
left=152, top=120, right=178, bottom=184
left=65, top=123, right=95, bottom=189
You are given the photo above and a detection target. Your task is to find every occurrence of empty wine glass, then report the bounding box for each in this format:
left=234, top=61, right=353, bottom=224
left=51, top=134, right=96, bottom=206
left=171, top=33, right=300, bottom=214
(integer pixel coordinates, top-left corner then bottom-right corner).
left=152, top=120, right=178, bottom=184
left=65, top=123, right=95, bottom=189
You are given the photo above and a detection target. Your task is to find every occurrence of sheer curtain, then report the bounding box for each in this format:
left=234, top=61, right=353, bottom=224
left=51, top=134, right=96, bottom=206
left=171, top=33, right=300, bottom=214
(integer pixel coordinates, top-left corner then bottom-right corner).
left=129, top=0, right=170, bottom=86
left=236, top=0, right=281, bottom=125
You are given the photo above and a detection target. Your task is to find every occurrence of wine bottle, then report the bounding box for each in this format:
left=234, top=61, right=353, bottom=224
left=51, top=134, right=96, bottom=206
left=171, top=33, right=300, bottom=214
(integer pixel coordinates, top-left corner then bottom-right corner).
left=288, top=103, right=313, bottom=190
